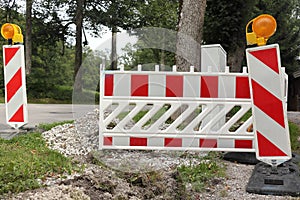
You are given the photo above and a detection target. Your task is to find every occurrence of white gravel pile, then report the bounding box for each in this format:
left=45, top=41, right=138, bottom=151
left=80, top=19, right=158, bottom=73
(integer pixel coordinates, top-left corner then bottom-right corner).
left=42, top=110, right=99, bottom=157
left=42, top=109, right=207, bottom=172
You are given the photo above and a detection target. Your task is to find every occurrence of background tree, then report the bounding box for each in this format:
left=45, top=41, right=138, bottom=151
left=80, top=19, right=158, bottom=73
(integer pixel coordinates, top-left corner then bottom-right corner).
left=85, top=0, right=141, bottom=69
left=203, top=0, right=300, bottom=73
left=25, top=0, right=33, bottom=74
left=254, top=0, right=300, bottom=74
left=74, top=0, right=85, bottom=92
left=203, top=0, right=256, bottom=72
left=129, top=0, right=179, bottom=69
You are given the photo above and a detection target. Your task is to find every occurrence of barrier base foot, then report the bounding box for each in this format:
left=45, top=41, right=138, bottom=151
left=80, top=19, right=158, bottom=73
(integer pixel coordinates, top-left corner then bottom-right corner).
left=246, top=158, right=300, bottom=197
left=223, top=152, right=259, bottom=165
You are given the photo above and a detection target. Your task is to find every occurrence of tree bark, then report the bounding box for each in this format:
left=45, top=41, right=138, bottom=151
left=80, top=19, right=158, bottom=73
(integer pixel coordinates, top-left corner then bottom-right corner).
left=111, top=27, right=117, bottom=70
left=25, top=0, right=32, bottom=75
left=74, top=0, right=85, bottom=92
left=227, top=43, right=246, bottom=72
left=176, top=0, right=207, bottom=71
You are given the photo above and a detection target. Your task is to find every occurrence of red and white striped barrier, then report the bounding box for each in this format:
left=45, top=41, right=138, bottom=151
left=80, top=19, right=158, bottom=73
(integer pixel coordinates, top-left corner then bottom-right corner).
left=99, top=66, right=255, bottom=152
left=246, top=44, right=291, bottom=166
left=3, top=45, right=28, bottom=129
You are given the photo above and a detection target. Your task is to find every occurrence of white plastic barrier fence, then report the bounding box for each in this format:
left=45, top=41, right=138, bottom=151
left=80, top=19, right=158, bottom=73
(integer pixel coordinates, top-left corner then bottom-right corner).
left=99, top=65, right=258, bottom=152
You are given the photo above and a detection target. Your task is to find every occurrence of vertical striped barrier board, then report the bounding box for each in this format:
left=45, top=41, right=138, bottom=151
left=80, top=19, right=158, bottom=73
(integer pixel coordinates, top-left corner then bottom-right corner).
left=3, top=45, right=28, bottom=129
left=246, top=44, right=291, bottom=166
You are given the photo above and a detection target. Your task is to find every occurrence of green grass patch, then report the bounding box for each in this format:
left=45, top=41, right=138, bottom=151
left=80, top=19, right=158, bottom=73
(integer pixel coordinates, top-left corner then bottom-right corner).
left=177, top=154, right=225, bottom=192
left=0, top=132, right=78, bottom=195
left=28, top=98, right=72, bottom=104
left=289, top=121, right=300, bottom=153
left=38, top=120, right=74, bottom=131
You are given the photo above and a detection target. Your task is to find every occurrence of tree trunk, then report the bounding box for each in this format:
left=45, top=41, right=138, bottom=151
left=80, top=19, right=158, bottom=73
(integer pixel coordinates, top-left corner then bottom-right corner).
left=227, top=44, right=246, bottom=72
left=176, top=0, right=207, bottom=71
left=25, top=0, right=32, bottom=75
left=111, top=27, right=117, bottom=70
left=74, top=0, right=85, bottom=93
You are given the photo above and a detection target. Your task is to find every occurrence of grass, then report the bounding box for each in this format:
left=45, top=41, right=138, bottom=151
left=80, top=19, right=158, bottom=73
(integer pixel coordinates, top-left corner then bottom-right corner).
left=28, top=98, right=72, bottom=104
left=38, top=120, right=74, bottom=131
left=177, top=153, right=225, bottom=192
left=289, top=121, right=300, bottom=154
left=0, top=121, right=80, bottom=196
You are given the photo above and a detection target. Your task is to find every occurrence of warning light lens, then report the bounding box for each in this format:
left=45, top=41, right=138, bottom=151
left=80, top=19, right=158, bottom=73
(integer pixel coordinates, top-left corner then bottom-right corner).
left=252, top=14, right=276, bottom=38
left=1, top=23, right=23, bottom=44
left=1, top=23, right=14, bottom=39
left=246, top=14, right=277, bottom=46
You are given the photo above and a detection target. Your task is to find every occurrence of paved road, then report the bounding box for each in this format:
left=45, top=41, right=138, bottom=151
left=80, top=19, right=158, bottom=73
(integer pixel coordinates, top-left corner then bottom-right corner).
left=0, top=104, right=97, bottom=139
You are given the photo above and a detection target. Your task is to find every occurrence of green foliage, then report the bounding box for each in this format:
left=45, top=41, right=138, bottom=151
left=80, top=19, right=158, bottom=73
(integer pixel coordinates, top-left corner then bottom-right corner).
left=289, top=121, right=300, bottom=153
left=177, top=159, right=225, bottom=192
left=253, top=0, right=300, bottom=74
left=0, top=132, right=78, bottom=195
left=85, top=0, right=142, bottom=33
left=204, top=0, right=300, bottom=73
left=204, top=0, right=256, bottom=51
left=27, top=42, right=75, bottom=100
left=119, top=0, right=179, bottom=68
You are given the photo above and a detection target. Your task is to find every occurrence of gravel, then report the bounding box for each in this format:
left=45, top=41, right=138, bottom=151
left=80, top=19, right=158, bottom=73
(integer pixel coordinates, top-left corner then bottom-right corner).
left=3, top=110, right=300, bottom=200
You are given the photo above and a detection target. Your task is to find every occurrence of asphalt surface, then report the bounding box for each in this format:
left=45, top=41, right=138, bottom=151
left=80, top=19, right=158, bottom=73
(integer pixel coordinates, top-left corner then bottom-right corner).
left=0, top=104, right=97, bottom=139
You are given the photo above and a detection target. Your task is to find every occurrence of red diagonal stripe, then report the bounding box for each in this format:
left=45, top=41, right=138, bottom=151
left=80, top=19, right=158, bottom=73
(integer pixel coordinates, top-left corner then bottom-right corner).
left=249, top=48, right=279, bottom=74
left=4, top=47, right=20, bottom=66
left=6, top=68, right=22, bottom=102
left=251, top=79, right=285, bottom=128
left=257, top=131, right=287, bottom=156
left=9, top=105, right=24, bottom=122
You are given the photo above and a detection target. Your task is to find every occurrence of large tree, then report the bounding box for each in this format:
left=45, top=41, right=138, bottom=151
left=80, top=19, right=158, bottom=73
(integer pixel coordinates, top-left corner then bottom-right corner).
left=74, top=0, right=85, bottom=92
left=176, top=0, right=207, bottom=71
left=25, top=0, right=33, bottom=74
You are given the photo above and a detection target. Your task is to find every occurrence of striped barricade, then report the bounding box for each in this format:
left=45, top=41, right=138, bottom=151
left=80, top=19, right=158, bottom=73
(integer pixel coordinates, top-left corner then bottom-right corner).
left=3, top=45, right=28, bottom=129
left=99, top=66, right=256, bottom=152
left=246, top=44, right=291, bottom=166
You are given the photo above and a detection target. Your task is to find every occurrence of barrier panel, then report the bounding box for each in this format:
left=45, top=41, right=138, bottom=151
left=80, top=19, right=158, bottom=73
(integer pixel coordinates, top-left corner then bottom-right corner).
left=246, top=44, right=291, bottom=166
left=99, top=66, right=257, bottom=152
left=3, top=45, right=28, bottom=129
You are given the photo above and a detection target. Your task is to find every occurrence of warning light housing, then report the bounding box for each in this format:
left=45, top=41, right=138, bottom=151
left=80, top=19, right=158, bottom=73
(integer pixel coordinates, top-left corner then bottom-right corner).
left=1, top=23, right=23, bottom=44
left=246, top=14, right=277, bottom=46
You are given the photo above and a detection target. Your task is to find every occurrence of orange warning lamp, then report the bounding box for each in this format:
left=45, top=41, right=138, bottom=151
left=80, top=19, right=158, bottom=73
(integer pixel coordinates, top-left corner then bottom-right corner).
left=246, top=14, right=277, bottom=46
left=1, top=23, right=23, bottom=44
